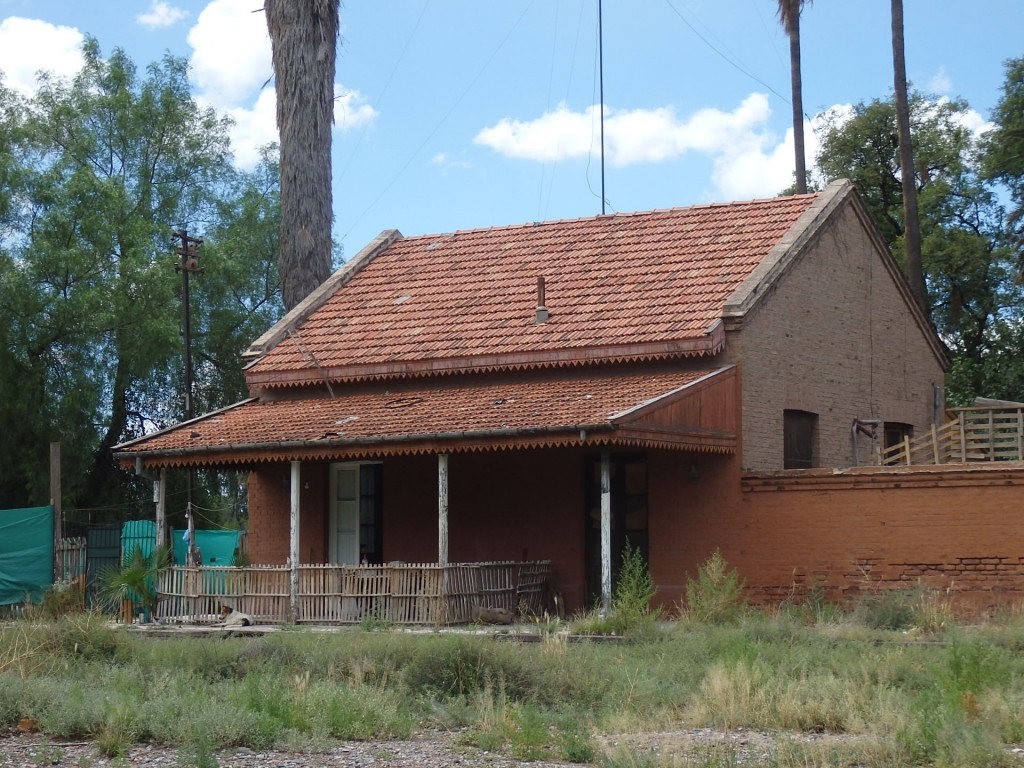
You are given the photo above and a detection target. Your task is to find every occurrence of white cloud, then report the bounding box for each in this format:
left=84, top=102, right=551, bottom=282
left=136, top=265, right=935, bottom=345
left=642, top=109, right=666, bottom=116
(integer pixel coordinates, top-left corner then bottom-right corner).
left=431, top=152, right=471, bottom=170
left=219, top=84, right=377, bottom=171
left=334, top=84, right=377, bottom=130
left=0, top=17, right=84, bottom=96
left=222, top=88, right=279, bottom=170
left=187, top=0, right=271, bottom=109
left=137, top=1, right=189, bottom=30
left=475, top=94, right=806, bottom=199
left=947, top=103, right=992, bottom=138
left=927, top=66, right=953, bottom=96
left=185, top=0, right=377, bottom=169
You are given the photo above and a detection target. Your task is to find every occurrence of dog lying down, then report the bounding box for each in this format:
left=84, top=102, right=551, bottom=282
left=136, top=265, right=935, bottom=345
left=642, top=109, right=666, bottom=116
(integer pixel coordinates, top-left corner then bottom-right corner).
left=217, top=605, right=253, bottom=627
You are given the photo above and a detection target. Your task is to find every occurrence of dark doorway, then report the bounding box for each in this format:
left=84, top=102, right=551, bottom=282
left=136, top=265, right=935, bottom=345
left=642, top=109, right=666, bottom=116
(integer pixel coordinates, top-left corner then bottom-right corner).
left=583, top=453, right=649, bottom=607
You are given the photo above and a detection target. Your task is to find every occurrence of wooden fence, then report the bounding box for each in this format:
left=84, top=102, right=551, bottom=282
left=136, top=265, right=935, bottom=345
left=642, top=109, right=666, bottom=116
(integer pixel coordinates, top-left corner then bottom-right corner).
left=881, top=406, right=1024, bottom=466
left=155, top=560, right=550, bottom=625
left=55, top=536, right=87, bottom=582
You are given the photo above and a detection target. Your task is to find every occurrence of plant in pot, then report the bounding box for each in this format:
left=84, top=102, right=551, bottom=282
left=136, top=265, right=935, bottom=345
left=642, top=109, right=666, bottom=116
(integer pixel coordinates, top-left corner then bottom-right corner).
left=97, top=544, right=171, bottom=623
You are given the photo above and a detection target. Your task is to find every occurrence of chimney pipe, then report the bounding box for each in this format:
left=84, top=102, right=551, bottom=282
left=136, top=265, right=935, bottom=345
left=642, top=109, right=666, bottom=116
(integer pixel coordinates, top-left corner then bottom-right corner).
left=535, top=276, right=549, bottom=324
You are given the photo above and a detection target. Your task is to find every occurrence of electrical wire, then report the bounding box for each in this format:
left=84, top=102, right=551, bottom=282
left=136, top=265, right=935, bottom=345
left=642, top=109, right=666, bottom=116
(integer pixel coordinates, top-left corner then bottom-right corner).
left=660, top=0, right=790, bottom=106
left=336, top=0, right=432, bottom=186
left=342, top=0, right=538, bottom=244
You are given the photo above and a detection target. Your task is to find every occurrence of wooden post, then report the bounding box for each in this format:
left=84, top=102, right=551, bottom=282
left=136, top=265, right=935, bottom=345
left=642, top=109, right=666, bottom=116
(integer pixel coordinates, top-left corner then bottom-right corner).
left=1011, top=409, right=1019, bottom=462
left=438, top=454, right=449, bottom=567
left=155, top=469, right=167, bottom=550
left=988, top=410, right=995, bottom=461
left=959, top=411, right=967, bottom=462
left=49, top=442, right=61, bottom=579
left=600, top=449, right=612, bottom=616
left=289, top=460, right=301, bottom=622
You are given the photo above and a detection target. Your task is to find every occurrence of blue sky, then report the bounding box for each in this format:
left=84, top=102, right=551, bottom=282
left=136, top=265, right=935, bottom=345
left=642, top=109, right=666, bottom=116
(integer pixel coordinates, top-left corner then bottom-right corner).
left=0, top=0, right=1020, bottom=255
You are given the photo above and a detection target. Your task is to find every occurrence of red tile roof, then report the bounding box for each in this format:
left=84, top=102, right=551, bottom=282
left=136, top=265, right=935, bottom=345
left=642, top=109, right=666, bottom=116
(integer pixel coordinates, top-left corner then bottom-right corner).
left=246, top=194, right=817, bottom=386
left=116, top=368, right=734, bottom=464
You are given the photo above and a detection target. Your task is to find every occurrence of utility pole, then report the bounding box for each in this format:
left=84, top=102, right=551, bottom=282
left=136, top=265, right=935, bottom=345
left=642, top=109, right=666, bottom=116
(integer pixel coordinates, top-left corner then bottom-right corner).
left=172, top=229, right=204, bottom=566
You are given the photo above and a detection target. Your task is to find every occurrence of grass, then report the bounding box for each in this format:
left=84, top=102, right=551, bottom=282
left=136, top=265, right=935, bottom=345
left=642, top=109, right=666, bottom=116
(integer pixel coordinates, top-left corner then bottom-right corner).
left=4, top=587, right=1024, bottom=765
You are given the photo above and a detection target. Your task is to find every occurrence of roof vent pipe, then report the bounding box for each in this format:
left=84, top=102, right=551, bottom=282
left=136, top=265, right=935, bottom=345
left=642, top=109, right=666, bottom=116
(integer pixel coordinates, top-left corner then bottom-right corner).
left=535, top=276, right=549, bottom=324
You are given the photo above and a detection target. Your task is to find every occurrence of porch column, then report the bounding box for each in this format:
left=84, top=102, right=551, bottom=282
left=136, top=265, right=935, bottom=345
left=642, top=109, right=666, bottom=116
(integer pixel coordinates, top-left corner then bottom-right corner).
left=438, top=453, right=449, bottom=566
left=289, top=460, right=300, bottom=622
left=154, top=469, right=167, bottom=550
left=600, top=449, right=612, bottom=616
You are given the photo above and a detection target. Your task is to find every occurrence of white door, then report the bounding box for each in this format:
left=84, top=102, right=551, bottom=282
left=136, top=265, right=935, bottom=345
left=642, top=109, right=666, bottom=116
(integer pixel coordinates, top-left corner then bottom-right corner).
left=329, top=464, right=360, bottom=564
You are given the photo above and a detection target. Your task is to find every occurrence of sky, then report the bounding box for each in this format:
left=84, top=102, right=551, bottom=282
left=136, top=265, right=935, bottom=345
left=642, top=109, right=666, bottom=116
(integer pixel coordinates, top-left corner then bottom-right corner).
left=0, top=0, right=1020, bottom=256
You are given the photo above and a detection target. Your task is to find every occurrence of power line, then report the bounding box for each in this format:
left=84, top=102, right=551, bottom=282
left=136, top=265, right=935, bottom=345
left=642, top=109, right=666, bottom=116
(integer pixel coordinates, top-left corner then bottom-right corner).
left=342, top=0, right=538, bottom=244
left=660, top=0, right=790, bottom=106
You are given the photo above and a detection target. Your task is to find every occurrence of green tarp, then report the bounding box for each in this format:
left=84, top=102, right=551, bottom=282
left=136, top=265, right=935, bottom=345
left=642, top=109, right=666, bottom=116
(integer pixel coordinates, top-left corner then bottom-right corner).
left=172, top=528, right=241, bottom=566
left=0, top=506, right=54, bottom=605
left=116, top=521, right=240, bottom=567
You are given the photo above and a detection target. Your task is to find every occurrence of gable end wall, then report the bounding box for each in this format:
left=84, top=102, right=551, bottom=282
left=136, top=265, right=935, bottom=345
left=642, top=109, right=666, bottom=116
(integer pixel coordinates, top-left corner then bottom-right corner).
left=724, top=200, right=945, bottom=470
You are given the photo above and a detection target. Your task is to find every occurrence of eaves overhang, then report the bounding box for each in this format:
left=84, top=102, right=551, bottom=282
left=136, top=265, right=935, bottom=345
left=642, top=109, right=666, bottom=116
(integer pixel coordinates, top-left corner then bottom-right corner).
left=115, top=366, right=739, bottom=470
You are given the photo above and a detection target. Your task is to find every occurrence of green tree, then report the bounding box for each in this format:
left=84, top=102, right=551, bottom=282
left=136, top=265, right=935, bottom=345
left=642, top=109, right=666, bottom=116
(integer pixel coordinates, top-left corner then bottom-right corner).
left=265, top=0, right=339, bottom=310
left=777, top=0, right=811, bottom=194
left=816, top=93, right=1022, bottom=403
left=982, top=56, right=1024, bottom=259
left=0, top=42, right=289, bottom=517
left=16, top=41, right=235, bottom=510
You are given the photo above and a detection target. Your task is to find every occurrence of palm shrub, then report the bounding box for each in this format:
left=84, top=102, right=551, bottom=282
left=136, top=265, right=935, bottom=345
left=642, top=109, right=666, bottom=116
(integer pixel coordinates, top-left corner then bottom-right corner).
left=97, top=544, right=172, bottom=622
left=684, top=549, right=745, bottom=624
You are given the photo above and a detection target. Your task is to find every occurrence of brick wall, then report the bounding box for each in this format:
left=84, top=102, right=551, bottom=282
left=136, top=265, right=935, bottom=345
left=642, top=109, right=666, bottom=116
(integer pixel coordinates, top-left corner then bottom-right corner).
left=649, top=457, right=1024, bottom=615
left=724, top=200, right=945, bottom=471
left=249, top=450, right=588, bottom=609
left=246, top=464, right=327, bottom=564
left=384, top=450, right=587, bottom=610
left=249, top=453, right=1024, bottom=617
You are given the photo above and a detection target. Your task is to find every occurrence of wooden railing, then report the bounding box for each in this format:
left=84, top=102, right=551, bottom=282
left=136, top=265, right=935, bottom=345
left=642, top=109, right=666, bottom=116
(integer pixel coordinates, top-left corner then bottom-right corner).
left=155, top=560, right=550, bottom=626
left=880, top=407, right=1024, bottom=466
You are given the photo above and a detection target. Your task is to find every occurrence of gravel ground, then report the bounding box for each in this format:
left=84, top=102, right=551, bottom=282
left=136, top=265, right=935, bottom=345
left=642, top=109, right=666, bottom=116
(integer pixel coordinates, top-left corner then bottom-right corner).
left=0, top=728, right=887, bottom=768
left=6, top=729, right=1023, bottom=767
left=0, top=731, right=576, bottom=768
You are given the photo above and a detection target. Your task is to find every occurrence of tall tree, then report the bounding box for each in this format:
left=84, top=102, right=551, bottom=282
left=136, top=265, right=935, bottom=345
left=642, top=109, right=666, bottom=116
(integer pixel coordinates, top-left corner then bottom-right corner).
left=264, top=0, right=338, bottom=311
left=982, top=56, right=1024, bottom=259
left=891, top=0, right=927, bottom=309
left=777, top=0, right=811, bottom=194
left=0, top=43, right=234, bottom=512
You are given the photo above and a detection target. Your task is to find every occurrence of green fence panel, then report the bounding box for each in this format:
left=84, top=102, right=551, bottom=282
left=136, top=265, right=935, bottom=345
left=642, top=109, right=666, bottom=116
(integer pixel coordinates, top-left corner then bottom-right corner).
left=0, top=506, right=54, bottom=605
left=121, top=520, right=156, bottom=562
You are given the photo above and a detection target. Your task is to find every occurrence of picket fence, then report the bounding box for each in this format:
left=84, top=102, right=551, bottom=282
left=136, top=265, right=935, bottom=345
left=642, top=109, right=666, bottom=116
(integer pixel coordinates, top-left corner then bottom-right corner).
left=155, top=560, right=550, bottom=625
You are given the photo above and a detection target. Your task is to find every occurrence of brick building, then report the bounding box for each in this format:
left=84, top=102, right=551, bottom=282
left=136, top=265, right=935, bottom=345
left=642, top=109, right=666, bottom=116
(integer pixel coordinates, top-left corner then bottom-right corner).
left=116, top=179, right=1024, bottom=616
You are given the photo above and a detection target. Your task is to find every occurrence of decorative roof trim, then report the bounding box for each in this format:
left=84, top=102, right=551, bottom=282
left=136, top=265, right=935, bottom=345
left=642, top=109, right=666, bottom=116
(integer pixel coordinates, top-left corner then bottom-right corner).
left=242, top=229, right=404, bottom=363
left=117, top=425, right=736, bottom=470
left=246, top=324, right=727, bottom=389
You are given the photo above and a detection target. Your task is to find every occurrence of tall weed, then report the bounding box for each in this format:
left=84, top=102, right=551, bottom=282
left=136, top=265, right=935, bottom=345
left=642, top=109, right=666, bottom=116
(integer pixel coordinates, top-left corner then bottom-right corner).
left=684, top=550, right=745, bottom=624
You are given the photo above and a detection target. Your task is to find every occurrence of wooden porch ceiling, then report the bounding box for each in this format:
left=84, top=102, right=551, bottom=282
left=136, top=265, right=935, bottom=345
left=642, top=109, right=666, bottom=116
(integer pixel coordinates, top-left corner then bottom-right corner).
left=114, top=366, right=739, bottom=470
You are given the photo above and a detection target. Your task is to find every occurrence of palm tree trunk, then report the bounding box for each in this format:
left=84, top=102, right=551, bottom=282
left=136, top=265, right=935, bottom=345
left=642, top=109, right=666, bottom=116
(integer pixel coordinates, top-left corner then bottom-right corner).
left=265, top=0, right=338, bottom=311
left=891, top=0, right=927, bottom=310
left=787, top=0, right=807, bottom=194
